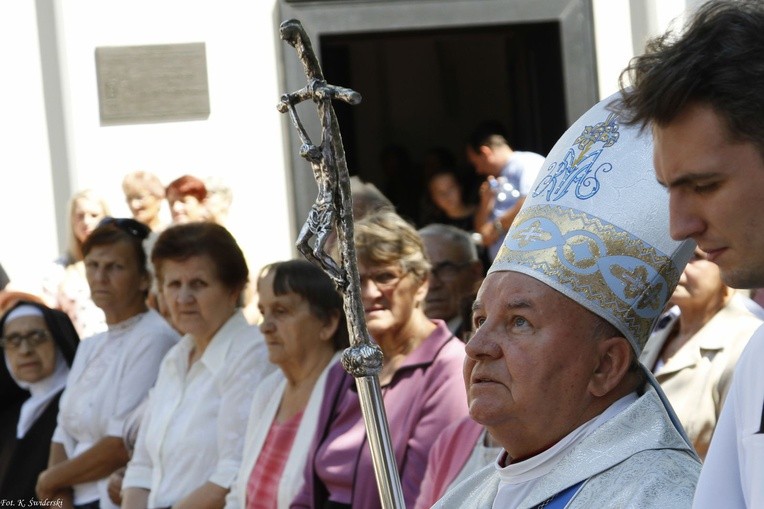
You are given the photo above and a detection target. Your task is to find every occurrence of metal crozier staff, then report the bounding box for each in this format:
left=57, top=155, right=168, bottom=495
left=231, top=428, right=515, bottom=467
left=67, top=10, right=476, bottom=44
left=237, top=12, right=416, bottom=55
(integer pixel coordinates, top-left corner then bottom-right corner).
left=276, top=18, right=403, bottom=509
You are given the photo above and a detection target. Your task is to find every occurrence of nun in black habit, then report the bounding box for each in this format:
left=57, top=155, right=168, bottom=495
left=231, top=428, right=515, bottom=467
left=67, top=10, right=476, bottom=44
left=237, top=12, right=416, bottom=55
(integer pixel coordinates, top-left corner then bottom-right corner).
left=0, top=300, right=79, bottom=501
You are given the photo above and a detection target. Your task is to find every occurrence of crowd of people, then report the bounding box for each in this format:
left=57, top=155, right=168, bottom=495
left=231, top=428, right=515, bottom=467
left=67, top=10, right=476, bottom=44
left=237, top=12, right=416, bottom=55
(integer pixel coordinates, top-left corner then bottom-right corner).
left=2, top=1, right=764, bottom=507
left=0, top=164, right=487, bottom=508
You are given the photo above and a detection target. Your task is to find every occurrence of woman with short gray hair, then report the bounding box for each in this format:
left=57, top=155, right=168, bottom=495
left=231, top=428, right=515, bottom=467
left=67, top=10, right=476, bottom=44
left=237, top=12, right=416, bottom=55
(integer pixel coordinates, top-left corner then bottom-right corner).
left=291, top=210, right=469, bottom=509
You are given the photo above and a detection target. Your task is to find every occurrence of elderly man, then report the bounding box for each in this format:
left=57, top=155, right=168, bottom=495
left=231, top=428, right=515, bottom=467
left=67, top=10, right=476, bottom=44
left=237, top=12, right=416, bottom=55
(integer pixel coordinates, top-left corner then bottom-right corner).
left=432, top=94, right=700, bottom=508
left=618, top=1, right=764, bottom=507
left=418, top=224, right=483, bottom=340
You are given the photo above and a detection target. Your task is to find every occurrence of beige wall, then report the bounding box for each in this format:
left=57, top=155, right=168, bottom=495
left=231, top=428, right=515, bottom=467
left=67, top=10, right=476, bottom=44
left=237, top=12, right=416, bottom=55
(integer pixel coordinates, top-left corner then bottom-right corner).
left=1, top=0, right=700, bottom=292
left=1, top=0, right=294, bottom=292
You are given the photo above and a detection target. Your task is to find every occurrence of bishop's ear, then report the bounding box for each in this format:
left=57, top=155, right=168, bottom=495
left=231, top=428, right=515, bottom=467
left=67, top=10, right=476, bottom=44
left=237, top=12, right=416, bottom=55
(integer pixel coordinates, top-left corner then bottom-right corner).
left=588, top=336, right=632, bottom=398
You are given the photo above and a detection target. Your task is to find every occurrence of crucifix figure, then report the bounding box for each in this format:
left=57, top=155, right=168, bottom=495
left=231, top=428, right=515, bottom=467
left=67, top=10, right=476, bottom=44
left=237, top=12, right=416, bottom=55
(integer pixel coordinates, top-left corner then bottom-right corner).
left=277, top=76, right=358, bottom=290
left=277, top=19, right=405, bottom=509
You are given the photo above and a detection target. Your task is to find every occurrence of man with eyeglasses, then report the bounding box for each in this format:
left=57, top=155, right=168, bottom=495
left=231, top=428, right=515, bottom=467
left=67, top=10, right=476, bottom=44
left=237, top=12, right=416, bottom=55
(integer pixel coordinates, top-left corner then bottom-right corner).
left=419, top=224, right=484, bottom=341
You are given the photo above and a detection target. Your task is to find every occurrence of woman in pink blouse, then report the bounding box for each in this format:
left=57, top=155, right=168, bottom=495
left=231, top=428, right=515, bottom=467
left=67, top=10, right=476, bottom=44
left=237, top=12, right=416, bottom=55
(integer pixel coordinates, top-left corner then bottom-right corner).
left=290, top=211, right=469, bottom=509
left=226, top=259, right=348, bottom=509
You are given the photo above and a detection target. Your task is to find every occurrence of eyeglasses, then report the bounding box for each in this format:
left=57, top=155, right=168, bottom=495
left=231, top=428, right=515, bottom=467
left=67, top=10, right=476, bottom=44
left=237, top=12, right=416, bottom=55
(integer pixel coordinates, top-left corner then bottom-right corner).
left=430, top=261, right=472, bottom=282
left=0, top=329, right=51, bottom=350
left=98, top=217, right=151, bottom=240
left=359, top=268, right=409, bottom=291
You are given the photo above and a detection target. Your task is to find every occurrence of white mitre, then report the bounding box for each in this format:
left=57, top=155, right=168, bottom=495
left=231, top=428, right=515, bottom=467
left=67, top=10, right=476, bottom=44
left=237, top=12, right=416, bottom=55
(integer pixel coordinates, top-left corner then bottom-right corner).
left=489, top=92, right=695, bottom=356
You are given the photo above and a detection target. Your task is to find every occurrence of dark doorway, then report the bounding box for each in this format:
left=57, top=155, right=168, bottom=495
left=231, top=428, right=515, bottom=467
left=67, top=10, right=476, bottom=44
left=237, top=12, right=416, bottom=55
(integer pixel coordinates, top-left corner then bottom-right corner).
left=320, top=21, right=567, bottom=225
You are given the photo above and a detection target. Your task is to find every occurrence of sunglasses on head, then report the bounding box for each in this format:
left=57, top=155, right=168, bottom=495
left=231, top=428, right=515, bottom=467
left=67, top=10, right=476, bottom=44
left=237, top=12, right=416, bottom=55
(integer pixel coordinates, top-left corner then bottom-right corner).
left=98, top=217, right=151, bottom=240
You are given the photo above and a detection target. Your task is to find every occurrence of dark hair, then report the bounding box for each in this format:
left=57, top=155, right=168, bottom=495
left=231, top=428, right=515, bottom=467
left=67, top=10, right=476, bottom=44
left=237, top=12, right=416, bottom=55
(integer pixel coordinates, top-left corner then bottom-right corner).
left=467, top=120, right=510, bottom=153
left=259, top=259, right=349, bottom=351
left=424, top=146, right=457, bottom=171
left=152, top=222, right=248, bottom=292
left=618, top=0, right=764, bottom=154
left=166, top=175, right=207, bottom=202
left=82, top=219, right=149, bottom=276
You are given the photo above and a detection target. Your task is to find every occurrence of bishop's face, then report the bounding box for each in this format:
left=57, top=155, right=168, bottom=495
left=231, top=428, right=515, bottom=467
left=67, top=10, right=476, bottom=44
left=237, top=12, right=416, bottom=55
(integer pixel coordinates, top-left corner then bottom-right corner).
left=465, top=270, right=607, bottom=460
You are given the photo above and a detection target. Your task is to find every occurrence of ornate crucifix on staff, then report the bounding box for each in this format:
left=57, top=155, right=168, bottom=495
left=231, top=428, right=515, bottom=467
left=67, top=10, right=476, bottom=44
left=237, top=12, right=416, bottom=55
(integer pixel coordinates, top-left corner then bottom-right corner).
left=276, top=19, right=405, bottom=509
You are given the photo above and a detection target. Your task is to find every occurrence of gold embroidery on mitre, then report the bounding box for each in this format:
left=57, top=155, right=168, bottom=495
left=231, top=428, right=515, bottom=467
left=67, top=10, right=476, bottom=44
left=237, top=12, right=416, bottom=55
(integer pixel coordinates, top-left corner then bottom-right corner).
left=493, top=205, right=681, bottom=350
left=611, top=265, right=649, bottom=300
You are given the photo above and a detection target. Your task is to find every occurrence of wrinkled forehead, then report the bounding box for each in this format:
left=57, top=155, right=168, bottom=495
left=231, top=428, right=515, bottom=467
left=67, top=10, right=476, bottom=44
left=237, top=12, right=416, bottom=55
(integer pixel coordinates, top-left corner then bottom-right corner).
left=476, top=270, right=578, bottom=312
left=487, top=93, right=696, bottom=355
left=483, top=270, right=626, bottom=341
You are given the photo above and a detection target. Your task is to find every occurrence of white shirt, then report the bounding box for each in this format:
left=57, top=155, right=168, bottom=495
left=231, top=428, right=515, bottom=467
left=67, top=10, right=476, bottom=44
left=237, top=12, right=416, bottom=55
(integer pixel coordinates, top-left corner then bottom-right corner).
left=123, top=310, right=275, bottom=508
left=53, top=309, right=179, bottom=507
left=693, top=324, right=764, bottom=509
left=492, top=393, right=637, bottom=509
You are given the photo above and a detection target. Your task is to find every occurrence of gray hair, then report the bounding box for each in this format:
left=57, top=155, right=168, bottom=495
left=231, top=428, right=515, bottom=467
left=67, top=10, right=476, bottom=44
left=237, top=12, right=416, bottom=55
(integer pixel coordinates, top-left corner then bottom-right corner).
left=354, top=210, right=430, bottom=279
left=418, top=223, right=478, bottom=262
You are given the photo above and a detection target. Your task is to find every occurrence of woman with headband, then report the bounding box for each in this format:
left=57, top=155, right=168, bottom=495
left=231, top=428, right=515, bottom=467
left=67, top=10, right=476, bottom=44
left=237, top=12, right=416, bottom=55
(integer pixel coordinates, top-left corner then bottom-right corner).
left=36, top=218, right=179, bottom=509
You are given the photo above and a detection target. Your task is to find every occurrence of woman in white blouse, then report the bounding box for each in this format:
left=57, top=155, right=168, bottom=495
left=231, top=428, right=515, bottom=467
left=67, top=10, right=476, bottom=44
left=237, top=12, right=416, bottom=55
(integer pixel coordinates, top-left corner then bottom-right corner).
left=36, top=218, right=180, bottom=509
left=122, top=222, right=274, bottom=509
left=225, top=259, right=348, bottom=509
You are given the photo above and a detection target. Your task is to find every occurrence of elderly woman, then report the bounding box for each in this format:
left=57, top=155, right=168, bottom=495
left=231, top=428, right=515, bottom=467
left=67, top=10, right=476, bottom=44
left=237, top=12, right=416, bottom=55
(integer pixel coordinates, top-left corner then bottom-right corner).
left=36, top=218, right=179, bottom=509
left=122, top=222, right=274, bottom=509
left=0, top=301, right=78, bottom=501
left=166, top=174, right=210, bottom=224
left=291, top=211, right=469, bottom=509
left=122, top=171, right=166, bottom=232
left=225, top=260, right=348, bottom=509
left=640, top=248, right=763, bottom=459
left=41, top=189, right=111, bottom=338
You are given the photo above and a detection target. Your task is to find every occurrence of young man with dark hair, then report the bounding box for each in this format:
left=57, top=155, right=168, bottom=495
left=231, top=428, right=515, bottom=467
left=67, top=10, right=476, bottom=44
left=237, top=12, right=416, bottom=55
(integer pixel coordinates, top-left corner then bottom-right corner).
left=466, top=121, right=545, bottom=262
left=618, top=1, right=764, bottom=506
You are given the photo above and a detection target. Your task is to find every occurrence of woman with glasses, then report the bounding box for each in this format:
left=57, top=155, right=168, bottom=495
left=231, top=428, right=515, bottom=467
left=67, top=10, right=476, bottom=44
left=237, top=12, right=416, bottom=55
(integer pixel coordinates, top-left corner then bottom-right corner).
left=0, top=301, right=78, bottom=502
left=122, top=222, right=274, bottom=509
left=36, top=218, right=180, bottom=509
left=291, top=210, right=469, bottom=509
